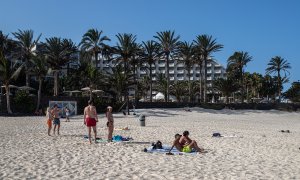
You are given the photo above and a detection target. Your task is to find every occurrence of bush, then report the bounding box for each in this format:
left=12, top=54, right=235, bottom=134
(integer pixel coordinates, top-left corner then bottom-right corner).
left=13, top=90, right=35, bottom=113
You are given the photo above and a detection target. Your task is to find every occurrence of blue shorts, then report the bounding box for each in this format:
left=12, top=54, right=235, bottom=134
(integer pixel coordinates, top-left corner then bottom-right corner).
left=53, top=118, right=60, bottom=125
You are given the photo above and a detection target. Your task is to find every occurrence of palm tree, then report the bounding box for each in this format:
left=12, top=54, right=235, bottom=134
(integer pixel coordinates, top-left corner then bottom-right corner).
left=227, top=51, right=252, bottom=103
left=155, top=73, right=168, bottom=102
left=194, top=35, right=223, bottom=102
left=30, top=54, right=48, bottom=112
left=44, top=37, right=77, bottom=96
left=154, top=30, right=180, bottom=102
left=141, top=40, right=160, bottom=102
left=86, top=63, right=103, bottom=101
left=129, top=42, right=142, bottom=105
left=213, top=78, right=239, bottom=104
left=170, top=81, right=188, bottom=102
left=12, top=29, right=41, bottom=88
left=137, top=76, right=151, bottom=101
left=178, top=41, right=195, bottom=102
left=108, top=64, right=134, bottom=102
left=79, top=29, right=110, bottom=67
left=115, top=33, right=137, bottom=114
left=266, top=56, right=291, bottom=102
left=260, top=75, right=277, bottom=101
left=0, top=52, right=24, bottom=114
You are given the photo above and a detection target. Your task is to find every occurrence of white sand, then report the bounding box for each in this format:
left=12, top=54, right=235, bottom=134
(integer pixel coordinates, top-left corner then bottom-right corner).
left=0, top=108, right=300, bottom=179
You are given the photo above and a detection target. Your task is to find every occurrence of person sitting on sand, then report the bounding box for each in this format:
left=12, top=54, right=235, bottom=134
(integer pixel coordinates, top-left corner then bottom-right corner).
left=179, top=131, right=204, bottom=153
left=51, top=104, right=61, bottom=135
left=84, top=100, right=98, bottom=144
left=46, top=107, right=53, bottom=136
left=106, top=106, right=114, bottom=142
left=168, top=134, right=184, bottom=153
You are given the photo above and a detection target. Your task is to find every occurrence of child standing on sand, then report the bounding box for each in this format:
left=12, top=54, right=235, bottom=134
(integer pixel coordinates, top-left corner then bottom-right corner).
left=65, top=107, right=70, bottom=122
left=46, top=107, right=53, bottom=136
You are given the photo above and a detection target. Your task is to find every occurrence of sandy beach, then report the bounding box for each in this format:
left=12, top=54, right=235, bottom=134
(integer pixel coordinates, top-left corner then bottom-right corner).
left=0, top=108, right=299, bottom=179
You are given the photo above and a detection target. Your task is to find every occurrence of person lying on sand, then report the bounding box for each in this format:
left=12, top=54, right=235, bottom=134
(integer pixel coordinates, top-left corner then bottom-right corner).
left=179, top=131, right=204, bottom=153
left=168, top=134, right=184, bottom=154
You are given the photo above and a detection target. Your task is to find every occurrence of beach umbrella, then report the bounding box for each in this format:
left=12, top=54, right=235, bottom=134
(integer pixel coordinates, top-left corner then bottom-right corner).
left=81, top=87, right=91, bottom=91
left=153, top=92, right=165, bottom=100
left=1, top=85, right=19, bottom=89
left=92, top=89, right=104, bottom=93
left=71, top=90, right=82, bottom=93
left=18, top=86, right=36, bottom=91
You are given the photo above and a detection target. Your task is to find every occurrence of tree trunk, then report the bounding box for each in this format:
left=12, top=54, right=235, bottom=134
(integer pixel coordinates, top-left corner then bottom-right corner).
left=94, top=51, right=98, bottom=68
left=25, top=60, right=30, bottom=87
left=89, top=89, right=93, bottom=101
left=150, top=64, right=153, bottom=103
left=36, top=77, right=42, bottom=112
left=203, top=56, right=208, bottom=103
left=53, top=71, right=58, bottom=96
left=278, top=70, right=281, bottom=103
left=199, top=61, right=203, bottom=103
left=240, top=70, right=244, bottom=103
left=188, top=69, right=191, bottom=103
left=5, top=85, right=12, bottom=114
left=166, top=53, right=170, bottom=102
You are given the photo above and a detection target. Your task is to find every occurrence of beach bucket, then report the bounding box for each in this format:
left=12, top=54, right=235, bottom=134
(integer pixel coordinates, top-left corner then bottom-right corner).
left=139, top=114, right=145, bottom=126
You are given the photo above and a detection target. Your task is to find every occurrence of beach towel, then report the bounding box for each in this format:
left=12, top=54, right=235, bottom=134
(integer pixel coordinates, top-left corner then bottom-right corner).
left=145, top=145, right=198, bottom=155
left=83, top=135, right=133, bottom=143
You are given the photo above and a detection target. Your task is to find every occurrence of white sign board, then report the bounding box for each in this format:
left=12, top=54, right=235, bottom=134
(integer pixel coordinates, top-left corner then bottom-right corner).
left=49, top=101, right=77, bottom=116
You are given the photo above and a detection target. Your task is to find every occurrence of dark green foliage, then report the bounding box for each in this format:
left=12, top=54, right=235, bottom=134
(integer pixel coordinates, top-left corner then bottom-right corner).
left=13, top=90, right=35, bottom=113
left=284, top=81, right=300, bottom=102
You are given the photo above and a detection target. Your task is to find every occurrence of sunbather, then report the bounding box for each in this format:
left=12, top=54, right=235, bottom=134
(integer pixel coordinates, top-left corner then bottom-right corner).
left=168, top=134, right=184, bottom=154
left=179, top=131, right=204, bottom=153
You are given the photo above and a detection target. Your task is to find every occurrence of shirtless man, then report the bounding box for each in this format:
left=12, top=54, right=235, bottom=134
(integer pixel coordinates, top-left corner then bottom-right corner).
left=51, top=104, right=61, bottom=135
left=179, top=131, right=204, bottom=153
left=168, top=134, right=184, bottom=154
left=84, top=100, right=98, bottom=144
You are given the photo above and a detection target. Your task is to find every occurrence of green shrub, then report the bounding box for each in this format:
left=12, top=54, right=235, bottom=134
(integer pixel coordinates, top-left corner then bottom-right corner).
left=13, top=90, right=35, bottom=113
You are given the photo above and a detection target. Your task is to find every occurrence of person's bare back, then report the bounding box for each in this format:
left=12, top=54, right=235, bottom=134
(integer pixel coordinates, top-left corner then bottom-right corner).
left=173, top=138, right=183, bottom=151
left=84, top=105, right=97, bottom=119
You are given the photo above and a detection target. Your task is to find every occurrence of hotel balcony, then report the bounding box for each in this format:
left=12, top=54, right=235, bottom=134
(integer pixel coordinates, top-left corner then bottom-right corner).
left=214, top=70, right=222, bottom=73
left=169, top=63, right=175, bottom=67
left=177, top=70, right=184, bottom=74
left=207, top=70, right=212, bottom=74
left=159, top=63, right=165, bottom=67
left=176, top=63, right=184, bottom=67
left=177, top=77, right=185, bottom=81
left=169, top=70, right=175, bottom=74
left=207, top=63, right=212, bottom=67
left=152, top=70, right=156, bottom=74
left=170, top=77, right=175, bottom=81
left=207, top=77, right=212, bottom=81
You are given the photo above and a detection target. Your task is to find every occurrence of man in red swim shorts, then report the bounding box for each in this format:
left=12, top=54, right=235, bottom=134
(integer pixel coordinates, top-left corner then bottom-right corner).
left=84, top=100, right=98, bottom=144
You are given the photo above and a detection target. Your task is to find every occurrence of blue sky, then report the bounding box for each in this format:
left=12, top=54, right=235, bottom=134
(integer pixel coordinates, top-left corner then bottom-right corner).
left=1, top=0, right=299, bottom=89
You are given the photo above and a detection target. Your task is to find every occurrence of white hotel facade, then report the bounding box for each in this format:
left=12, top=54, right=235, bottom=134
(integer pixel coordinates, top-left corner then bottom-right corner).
left=94, top=56, right=226, bottom=96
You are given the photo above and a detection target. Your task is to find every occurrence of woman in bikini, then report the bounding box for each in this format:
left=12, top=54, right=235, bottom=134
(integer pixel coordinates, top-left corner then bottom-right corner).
left=84, top=100, right=98, bottom=144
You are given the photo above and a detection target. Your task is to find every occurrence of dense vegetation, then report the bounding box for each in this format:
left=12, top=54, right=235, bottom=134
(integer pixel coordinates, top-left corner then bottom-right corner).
left=0, top=29, right=297, bottom=114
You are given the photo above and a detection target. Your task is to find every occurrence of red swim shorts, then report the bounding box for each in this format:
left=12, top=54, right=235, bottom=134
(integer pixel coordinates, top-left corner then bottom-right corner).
left=86, top=117, right=96, bottom=127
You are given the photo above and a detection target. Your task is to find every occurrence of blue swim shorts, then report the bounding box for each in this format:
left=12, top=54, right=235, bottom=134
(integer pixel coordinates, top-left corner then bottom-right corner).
left=53, top=118, right=60, bottom=125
